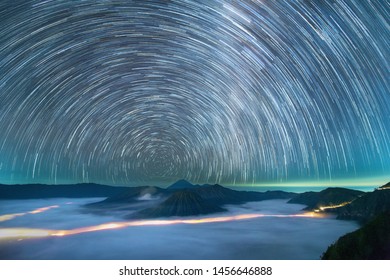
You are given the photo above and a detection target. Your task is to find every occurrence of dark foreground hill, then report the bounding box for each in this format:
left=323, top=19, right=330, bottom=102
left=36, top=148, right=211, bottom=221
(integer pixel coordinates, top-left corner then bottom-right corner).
left=0, top=183, right=129, bottom=199
left=322, top=212, right=390, bottom=259
left=321, top=182, right=390, bottom=260
left=287, top=187, right=364, bottom=211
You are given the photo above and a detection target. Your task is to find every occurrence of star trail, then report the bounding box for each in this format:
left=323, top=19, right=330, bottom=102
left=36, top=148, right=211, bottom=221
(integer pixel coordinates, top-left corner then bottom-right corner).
left=0, top=0, right=389, bottom=187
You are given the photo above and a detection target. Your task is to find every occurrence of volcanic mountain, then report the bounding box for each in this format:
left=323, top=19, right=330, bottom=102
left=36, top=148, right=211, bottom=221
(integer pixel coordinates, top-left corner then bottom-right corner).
left=167, top=179, right=200, bottom=190
left=85, top=180, right=296, bottom=218
left=130, top=190, right=226, bottom=219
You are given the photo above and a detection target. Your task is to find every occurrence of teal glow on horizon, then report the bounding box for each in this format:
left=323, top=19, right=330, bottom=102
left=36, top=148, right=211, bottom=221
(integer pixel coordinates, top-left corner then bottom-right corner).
left=0, top=175, right=388, bottom=190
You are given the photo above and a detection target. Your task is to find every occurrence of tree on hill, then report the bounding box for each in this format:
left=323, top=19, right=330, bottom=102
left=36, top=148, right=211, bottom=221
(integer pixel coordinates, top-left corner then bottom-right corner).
left=322, top=212, right=390, bottom=260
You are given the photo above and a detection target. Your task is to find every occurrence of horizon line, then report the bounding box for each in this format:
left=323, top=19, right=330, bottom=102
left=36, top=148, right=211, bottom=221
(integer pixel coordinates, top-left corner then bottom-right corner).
left=0, top=175, right=388, bottom=188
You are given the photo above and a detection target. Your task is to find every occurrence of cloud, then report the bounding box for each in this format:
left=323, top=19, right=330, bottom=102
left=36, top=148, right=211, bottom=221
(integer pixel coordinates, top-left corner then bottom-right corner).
left=0, top=198, right=359, bottom=259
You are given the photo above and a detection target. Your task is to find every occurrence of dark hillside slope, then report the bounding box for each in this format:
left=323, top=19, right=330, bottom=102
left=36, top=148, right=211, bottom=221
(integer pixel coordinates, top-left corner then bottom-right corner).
left=322, top=212, right=390, bottom=259
left=288, top=188, right=364, bottom=210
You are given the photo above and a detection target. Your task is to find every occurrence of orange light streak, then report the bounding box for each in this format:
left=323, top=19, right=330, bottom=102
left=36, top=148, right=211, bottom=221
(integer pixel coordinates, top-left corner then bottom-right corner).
left=0, top=211, right=325, bottom=240
left=0, top=228, right=53, bottom=239
left=0, top=205, right=60, bottom=222
left=0, top=213, right=26, bottom=222
left=29, top=205, right=59, bottom=214
left=317, top=202, right=351, bottom=211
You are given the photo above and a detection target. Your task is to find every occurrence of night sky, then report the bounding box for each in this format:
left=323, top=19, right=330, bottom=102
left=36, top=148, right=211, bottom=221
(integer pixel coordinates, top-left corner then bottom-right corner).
left=0, top=0, right=389, bottom=187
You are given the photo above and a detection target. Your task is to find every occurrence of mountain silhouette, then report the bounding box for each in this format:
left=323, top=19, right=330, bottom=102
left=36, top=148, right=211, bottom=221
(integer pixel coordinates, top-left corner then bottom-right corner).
left=336, top=189, right=390, bottom=222
left=192, top=184, right=295, bottom=205
left=288, top=187, right=364, bottom=211
left=167, top=179, right=199, bottom=190
left=130, top=190, right=226, bottom=218
left=379, top=182, right=390, bottom=190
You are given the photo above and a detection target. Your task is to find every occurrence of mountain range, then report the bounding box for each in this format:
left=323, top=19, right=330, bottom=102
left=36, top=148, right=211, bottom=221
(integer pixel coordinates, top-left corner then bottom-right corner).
left=86, top=180, right=297, bottom=218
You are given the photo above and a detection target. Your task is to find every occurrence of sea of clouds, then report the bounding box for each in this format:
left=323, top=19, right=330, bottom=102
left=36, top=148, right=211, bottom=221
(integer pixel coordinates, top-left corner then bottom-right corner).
left=0, top=198, right=359, bottom=260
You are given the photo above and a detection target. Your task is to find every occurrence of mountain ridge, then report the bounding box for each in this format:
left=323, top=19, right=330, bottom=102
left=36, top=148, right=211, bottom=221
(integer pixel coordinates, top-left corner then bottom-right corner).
left=85, top=180, right=297, bottom=218
left=335, top=189, right=390, bottom=222
left=287, top=187, right=364, bottom=211
left=130, top=190, right=226, bottom=219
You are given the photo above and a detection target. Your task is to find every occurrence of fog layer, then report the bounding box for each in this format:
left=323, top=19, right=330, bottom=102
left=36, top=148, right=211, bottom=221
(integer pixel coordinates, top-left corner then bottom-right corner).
left=0, top=198, right=359, bottom=259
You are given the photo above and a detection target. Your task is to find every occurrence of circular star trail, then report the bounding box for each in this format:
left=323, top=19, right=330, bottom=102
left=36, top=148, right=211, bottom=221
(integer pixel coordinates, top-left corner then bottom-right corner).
left=0, top=0, right=389, bottom=187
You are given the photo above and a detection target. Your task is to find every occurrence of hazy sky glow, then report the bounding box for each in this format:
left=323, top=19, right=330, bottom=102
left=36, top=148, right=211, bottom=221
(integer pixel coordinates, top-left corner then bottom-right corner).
left=0, top=0, right=389, bottom=187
